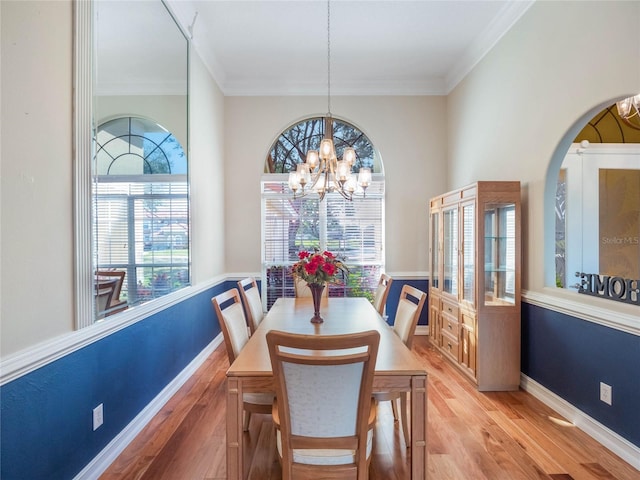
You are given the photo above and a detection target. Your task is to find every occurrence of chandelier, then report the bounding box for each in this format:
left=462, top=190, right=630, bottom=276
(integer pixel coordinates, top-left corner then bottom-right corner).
left=616, top=94, right=640, bottom=130
left=287, top=1, right=371, bottom=201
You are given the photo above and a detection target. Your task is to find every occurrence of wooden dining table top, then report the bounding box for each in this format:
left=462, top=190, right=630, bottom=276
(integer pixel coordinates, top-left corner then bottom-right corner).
left=227, top=296, right=426, bottom=379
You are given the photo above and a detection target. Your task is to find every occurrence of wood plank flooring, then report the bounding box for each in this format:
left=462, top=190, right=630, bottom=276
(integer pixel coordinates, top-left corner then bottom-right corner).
left=100, top=336, right=638, bottom=480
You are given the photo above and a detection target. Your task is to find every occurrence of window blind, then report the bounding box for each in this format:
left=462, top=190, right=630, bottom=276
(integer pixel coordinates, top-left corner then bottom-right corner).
left=262, top=180, right=385, bottom=309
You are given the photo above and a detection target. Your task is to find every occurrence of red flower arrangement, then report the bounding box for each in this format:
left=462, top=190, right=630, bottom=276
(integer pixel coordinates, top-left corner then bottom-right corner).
left=292, top=249, right=349, bottom=286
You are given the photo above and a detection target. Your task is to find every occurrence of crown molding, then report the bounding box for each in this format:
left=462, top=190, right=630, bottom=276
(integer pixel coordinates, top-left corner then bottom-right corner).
left=445, top=1, right=535, bottom=93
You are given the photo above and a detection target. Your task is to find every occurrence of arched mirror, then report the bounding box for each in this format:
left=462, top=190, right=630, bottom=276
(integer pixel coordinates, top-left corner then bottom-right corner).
left=75, top=0, right=189, bottom=328
left=553, top=99, right=640, bottom=292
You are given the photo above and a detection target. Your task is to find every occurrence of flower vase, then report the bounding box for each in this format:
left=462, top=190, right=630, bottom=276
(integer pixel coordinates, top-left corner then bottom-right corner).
left=308, top=283, right=325, bottom=323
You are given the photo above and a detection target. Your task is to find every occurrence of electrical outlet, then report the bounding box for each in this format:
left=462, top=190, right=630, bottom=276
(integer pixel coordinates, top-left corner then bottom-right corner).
left=600, top=382, right=612, bottom=406
left=93, top=403, right=104, bottom=431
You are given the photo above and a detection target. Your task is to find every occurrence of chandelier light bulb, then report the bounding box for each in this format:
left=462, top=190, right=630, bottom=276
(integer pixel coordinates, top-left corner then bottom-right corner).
left=288, top=171, right=300, bottom=193
left=306, top=150, right=319, bottom=169
left=319, top=138, right=335, bottom=160
left=358, top=168, right=371, bottom=189
left=336, top=160, right=350, bottom=182
left=343, top=147, right=356, bottom=166
left=296, top=163, right=311, bottom=187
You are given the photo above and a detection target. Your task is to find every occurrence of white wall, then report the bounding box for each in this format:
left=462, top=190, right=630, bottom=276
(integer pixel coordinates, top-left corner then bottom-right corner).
left=1, top=1, right=75, bottom=353
left=189, top=52, right=227, bottom=283
left=0, top=1, right=226, bottom=356
left=447, top=0, right=640, bottom=297
left=223, top=95, right=446, bottom=274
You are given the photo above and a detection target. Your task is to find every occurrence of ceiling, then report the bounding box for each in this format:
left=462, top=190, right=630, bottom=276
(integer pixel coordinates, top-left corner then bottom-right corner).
left=167, top=0, right=534, bottom=96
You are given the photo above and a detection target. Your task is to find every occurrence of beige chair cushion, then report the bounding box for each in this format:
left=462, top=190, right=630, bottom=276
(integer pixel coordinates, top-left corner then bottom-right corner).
left=223, top=302, right=250, bottom=358
left=373, top=283, right=387, bottom=313
left=245, top=287, right=264, bottom=331
left=393, top=298, right=418, bottom=345
left=274, top=360, right=373, bottom=465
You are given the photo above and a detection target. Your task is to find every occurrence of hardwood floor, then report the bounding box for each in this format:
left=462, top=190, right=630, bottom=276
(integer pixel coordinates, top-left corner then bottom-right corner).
left=100, top=336, right=638, bottom=479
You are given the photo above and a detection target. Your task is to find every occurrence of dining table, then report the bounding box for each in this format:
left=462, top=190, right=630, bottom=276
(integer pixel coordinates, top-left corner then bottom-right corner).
left=226, top=296, right=428, bottom=479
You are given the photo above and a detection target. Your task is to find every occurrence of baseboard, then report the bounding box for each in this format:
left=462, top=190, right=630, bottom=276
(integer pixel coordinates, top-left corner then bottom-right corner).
left=73, top=334, right=224, bottom=480
left=415, top=326, right=429, bottom=336
left=520, top=374, right=640, bottom=470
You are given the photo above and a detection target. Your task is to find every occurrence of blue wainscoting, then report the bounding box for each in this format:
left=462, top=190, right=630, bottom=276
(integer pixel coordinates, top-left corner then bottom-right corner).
left=0, top=282, right=229, bottom=480
left=522, top=302, right=640, bottom=448
left=385, top=278, right=429, bottom=326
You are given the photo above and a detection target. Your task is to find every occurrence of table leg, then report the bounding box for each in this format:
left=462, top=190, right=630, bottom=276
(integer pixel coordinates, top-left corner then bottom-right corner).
left=227, top=377, right=243, bottom=480
left=411, top=375, right=428, bottom=479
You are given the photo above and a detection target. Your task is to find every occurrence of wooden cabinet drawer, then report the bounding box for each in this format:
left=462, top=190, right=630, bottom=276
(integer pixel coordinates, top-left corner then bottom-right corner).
left=441, top=330, right=459, bottom=360
left=442, top=316, right=459, bottom=336
left=441, top=299, right=459, bottom=318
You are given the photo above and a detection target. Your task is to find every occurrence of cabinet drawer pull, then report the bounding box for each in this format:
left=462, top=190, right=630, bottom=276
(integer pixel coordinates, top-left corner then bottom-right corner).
left=448, top=323, right=452, bottom=329
left=447, top=343, right=452, bottom=349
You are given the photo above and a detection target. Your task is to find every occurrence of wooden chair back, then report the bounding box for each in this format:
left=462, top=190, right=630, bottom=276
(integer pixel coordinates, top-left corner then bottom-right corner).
left=372, top=273, right=393, bottom=316
left=267, top=329, right=380, bottom=480
left=96, top=270, right=128, bottom=315
left=96, top=270, right=126, bottom=304
left=213, top=288, right=273, bottom=430
left=393, top=285, right=427, bottom=349
left=237, top=277, right=264, bottom=335
left=95, top=285, right=114, bottom=319
left=212, top=288, right=250, bottom=364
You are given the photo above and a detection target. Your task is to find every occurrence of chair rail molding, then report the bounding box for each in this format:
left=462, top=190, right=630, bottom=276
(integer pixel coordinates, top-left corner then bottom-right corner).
left=0, top=274, right=227, bottom=386
left=522, top=289, right=640, bottom=337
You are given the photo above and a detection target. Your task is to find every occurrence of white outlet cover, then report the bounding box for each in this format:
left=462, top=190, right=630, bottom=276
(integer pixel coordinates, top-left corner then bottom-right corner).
left=600, top=382, right=612, bottom=406
left=93, top=404, right=104, bottom=430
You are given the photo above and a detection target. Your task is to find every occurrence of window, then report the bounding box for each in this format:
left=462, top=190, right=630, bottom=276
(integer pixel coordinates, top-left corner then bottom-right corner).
left=262, top=116, right=384, bottom=309
left=94, top=117, right=189, bottom=310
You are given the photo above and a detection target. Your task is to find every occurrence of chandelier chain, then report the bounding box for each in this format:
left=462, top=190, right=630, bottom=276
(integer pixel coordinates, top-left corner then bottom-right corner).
left=327, top=0, right=331, bottom=117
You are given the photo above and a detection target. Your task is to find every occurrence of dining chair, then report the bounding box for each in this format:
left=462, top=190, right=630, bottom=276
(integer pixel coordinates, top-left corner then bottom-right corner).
left=294, top=277, right=329, bottom=298
left=212, top=288, right=273, bottom=430
left=237, top=277, right=264, bottom=335
left=266, top=329, right=380, bottom=480
left=95, top=285, right=114, bottom=319
left=96, top=270, right=128, bottom=316
left=372, top=273, right=393, bottom=317
left=374, top=284, right=426, bottom=446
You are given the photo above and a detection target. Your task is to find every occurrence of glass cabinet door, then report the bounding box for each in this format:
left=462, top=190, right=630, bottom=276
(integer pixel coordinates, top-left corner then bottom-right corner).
left=461, top=203, right=475, bottom=303
left=443, top=207, right=458, bottom=296
left=484, top=203, right=516, bottom=305
left=431, top=211, right=440, bottom=290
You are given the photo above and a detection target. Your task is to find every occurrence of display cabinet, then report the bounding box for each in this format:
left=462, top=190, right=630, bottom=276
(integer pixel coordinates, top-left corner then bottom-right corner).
left=429, top=181, right=521, bottom=391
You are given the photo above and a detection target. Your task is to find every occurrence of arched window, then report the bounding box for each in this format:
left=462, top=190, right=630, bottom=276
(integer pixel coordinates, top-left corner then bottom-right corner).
left=262, top=116, right=384, bottom=309
left=93, top=116, right=189, bottom=314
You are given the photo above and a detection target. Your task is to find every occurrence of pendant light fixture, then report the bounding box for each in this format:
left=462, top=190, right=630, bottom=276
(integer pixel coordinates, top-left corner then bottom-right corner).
left=287, top=0, right=371, bottom=201
left=616, top=94, right=640, bottom=129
